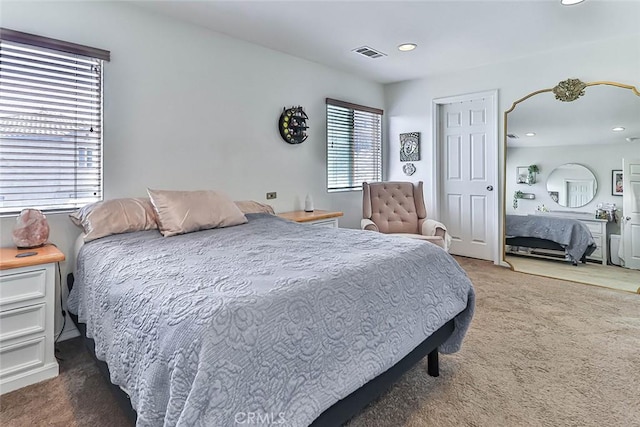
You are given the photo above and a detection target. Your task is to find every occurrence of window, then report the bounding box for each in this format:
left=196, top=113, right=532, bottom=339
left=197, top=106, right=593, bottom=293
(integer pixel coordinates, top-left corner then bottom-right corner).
left=326, top=98, right=383, bottom=192
left=0, top=28, right=110, bottom=214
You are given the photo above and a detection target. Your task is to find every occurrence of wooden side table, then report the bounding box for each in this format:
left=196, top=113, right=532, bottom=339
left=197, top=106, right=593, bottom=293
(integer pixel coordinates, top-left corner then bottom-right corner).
left=278, top=210, right=344, bottom=228
left=0, top=245, right=65, bottom=394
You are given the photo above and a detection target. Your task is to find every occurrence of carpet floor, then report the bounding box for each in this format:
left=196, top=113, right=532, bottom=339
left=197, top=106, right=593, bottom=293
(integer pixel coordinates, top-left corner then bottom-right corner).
left=1, top=257, right=638, bottom=427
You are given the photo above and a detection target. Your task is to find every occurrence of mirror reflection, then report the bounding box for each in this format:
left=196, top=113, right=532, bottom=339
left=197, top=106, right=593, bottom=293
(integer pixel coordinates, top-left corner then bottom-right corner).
left=504, top=80, right=640, bottom=294
left=546, top=163, right=597, bottom=208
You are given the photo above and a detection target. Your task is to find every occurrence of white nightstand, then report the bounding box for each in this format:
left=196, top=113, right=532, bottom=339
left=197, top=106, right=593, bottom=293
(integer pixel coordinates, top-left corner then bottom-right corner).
left=278, top=209, right=344, bottom=228
left=0, top=245, right=65, bottom=394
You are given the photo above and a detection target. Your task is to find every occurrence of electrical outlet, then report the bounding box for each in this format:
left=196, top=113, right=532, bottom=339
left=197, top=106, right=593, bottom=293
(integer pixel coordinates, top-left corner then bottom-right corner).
left=266, top=192, right=277, bottom=200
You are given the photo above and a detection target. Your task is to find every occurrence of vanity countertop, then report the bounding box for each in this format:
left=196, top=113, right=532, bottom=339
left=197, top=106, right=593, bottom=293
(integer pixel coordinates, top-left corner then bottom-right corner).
left=531, top=212, right=607, bottom=222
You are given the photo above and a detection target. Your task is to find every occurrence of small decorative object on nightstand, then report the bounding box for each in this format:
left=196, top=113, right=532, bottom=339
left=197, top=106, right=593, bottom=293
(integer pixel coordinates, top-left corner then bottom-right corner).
left=12, top=208, right=49, bottom=249
left=0, top=245, right=65, bottom=395
left=278, top=210, right=344, bottom=228
left=304, top=194, right=314, bottom=212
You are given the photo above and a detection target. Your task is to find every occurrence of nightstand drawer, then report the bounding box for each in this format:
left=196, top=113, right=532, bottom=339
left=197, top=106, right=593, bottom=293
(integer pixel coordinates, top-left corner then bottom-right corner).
left=310, top=218, right=339, bottom=228
left=0, top=269, right=46, bottom=308
left=0, top=337, right=45, bottom=380
left=0, top=303, right=46, bottom=343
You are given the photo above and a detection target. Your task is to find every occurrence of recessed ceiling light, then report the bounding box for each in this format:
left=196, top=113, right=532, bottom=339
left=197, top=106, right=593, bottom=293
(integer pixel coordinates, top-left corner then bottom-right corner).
left=398, top=43, right=417, bottom=52
left=525, top=132, right=536, bottom=137
left=561, top=0, right=585, bottom=5
left=612, top=126, right=625, bottom=132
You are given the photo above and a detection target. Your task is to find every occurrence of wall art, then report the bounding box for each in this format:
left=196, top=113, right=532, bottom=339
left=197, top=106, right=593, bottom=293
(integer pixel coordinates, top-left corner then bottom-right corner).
left=279, top=106, right=309, bottom=144
left=400, top=132, right=420, bottom=161
left=403, top=163, right=416, bottom=176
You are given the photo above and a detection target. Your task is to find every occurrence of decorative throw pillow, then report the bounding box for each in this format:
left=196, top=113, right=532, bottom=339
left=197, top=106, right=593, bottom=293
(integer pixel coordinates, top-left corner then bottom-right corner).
left=234, top=200, right=275, bottom=215
left=148, top=189, right=248, bottom=237
left=69, top=198, right=158, bottom=242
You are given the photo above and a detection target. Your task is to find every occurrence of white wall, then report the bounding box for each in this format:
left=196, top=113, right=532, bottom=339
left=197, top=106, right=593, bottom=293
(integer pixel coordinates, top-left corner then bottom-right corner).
left=506, top=143, right=635, bottom=225
left=0, top=1, right=384, bottom=337
left=383, top=34, right=640, bottom=261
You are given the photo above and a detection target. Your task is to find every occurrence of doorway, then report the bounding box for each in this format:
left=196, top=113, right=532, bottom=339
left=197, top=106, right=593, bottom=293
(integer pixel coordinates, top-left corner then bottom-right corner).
left=433, top=90, right=499, bottom=263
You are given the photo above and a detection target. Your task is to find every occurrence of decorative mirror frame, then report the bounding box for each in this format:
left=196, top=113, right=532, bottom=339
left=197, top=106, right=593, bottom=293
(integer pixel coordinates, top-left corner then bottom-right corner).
left=501, top=79, right=640, bottom=268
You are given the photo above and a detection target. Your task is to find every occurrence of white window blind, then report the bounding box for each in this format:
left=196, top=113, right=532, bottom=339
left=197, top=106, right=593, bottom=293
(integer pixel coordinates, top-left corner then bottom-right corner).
left=326, top=98, right=383, bottom=192
left=0, top=29, right=109, bottom=214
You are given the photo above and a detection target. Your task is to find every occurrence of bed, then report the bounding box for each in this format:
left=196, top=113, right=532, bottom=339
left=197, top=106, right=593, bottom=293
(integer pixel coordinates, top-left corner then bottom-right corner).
left=505, top=214, right=596, bottom=265
left=67, top=213, right=474, bottom=426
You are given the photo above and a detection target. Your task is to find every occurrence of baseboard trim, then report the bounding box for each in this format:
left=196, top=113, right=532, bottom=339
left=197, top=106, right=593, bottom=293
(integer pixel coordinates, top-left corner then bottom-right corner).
left=57, top=323, right=80, bottom=342
left=0, top=363, right=58, bottom=395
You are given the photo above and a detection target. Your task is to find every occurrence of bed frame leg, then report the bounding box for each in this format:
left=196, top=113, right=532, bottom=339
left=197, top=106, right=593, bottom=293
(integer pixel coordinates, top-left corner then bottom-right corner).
left=427, top=349, right=439, bottom=377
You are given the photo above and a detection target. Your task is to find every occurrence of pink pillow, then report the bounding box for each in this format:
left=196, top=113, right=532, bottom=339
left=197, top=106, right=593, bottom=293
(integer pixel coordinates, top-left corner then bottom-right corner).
left=148, top=189, right=248, bottom=237
left=234, top=200, right=275, bottom=215
left=69, top=198, right=158, bottom=242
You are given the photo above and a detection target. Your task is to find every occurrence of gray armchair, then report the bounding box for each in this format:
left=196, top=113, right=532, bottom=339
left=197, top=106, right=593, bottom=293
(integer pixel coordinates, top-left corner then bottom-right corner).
left=361, top=181, right=451, bottom=251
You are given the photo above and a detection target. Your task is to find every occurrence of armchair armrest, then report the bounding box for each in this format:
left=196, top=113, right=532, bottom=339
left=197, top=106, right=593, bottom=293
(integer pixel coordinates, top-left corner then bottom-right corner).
left=361, top=218, right=379, bottom=232
left=422, top=219, right=452, bottom=251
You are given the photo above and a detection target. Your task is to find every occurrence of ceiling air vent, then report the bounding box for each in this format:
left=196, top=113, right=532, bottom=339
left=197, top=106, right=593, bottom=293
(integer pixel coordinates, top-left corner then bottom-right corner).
left=352, top=46, right=387, bottom=59
left=507, top=133, right=519, bottom=139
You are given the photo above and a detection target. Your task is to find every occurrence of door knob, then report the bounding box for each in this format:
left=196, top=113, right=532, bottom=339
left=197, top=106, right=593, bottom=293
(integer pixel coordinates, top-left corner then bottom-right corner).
left=626, top=217, right=631, bottom=221
left=486, top=185, right=493, bottom=191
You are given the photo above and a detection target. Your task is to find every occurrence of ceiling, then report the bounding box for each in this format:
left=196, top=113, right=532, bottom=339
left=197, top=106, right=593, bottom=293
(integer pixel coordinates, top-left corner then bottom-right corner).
left=132, top=0, right=640, bottom=84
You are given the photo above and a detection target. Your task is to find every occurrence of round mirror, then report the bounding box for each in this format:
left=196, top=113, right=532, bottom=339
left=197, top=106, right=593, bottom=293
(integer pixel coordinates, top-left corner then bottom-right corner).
left=545, top=163, right=597, bottom=208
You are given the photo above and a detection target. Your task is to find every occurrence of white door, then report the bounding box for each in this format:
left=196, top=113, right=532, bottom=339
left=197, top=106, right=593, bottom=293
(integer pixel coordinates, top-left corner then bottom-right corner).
left=437, top=94, right=496, bottom=260
left=621, top=158, right=640, bottom=270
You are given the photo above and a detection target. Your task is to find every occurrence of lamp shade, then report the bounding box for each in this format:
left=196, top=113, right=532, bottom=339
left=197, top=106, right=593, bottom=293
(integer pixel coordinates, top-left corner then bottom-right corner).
left=12, top=209, right=50, bottom=249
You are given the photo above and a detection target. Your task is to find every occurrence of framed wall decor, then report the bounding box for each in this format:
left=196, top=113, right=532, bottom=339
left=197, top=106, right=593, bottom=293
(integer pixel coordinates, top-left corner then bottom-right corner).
left=400, top=132, right=420, bottom=161
left=612, top=170, right=623, bottom=195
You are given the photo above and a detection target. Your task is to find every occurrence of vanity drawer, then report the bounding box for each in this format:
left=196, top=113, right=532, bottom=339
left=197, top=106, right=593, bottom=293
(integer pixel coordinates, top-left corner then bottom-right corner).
left=582, top=221, right=604, bottom=235
left=0, top=303, right=46, bottom=344
left=0, top=269, right=47, bottom=309
left=586, top=233, right=604, bottom=259
left=0, top=337, right=45, bottom=380
left=589, top=245, right=603, bottom=261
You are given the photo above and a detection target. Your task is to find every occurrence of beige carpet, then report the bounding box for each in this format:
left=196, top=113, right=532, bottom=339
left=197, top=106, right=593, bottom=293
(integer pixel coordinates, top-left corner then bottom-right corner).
left=1, top=257, right=638, bottom=427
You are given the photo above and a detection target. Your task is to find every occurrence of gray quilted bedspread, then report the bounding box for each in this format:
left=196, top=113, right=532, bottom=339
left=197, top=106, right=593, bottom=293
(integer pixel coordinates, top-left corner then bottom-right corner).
left=506, top=214, right=596, bottom=262
left=67, top=213, right=474, bottom=426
